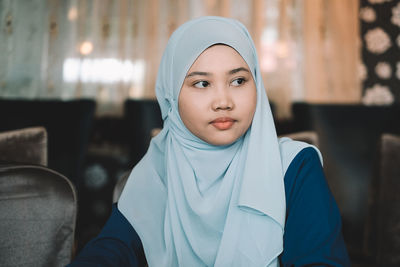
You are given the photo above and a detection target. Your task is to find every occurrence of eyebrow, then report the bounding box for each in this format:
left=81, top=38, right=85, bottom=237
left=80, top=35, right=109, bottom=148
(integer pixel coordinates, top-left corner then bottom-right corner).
left=228, top=67, right=250, bottom=75
left=186, top=71, right=210, bottom=78
left=185, top=67, right=250, bottom=78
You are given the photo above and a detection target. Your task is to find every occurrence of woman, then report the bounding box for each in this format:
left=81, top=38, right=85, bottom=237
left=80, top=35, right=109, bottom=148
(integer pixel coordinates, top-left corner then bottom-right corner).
left=69, top=16, right=350, bottom=266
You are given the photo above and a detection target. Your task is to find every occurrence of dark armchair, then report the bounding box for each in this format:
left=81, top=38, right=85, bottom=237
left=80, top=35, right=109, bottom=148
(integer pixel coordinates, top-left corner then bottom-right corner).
left=364, top=133, right=400, bottom=267
left=0, top=99, right=96, bottom=187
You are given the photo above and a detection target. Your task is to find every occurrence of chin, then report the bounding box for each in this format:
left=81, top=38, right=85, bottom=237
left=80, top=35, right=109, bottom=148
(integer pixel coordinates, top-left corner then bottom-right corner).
left=206, top=136, right=240, bottom=146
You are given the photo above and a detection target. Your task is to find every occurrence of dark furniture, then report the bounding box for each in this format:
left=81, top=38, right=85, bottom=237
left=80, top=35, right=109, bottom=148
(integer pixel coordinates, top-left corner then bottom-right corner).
left=0, top=99, right=96, bottom=187
left=364, top=133, right=400, bottom=267
left=123, top=99, right=163, bottom=167
left=291, top=103, right=400, bottom=262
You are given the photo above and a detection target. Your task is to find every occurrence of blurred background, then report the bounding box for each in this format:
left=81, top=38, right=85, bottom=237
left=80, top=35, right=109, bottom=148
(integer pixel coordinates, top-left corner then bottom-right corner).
left=0, top=0, right=399, bottom=266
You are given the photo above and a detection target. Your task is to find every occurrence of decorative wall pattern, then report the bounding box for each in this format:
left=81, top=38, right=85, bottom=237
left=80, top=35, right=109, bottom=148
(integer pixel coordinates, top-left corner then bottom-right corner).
left=360, top=0, right=400, bottom=105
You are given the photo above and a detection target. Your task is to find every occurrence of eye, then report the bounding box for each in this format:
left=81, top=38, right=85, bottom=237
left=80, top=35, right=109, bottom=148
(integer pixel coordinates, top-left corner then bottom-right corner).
left=193, top=80, right=210, bottom=88
left=231, top=78, right=246, bottom=86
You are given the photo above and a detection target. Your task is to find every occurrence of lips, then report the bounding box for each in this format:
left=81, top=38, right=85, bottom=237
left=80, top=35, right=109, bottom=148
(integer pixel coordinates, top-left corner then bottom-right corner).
left=210, top=117, right=235, bottom=130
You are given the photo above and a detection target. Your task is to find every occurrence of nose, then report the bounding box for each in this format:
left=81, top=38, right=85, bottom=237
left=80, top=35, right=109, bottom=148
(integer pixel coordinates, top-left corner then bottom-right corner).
left=211, top=86, right=234, bottom=111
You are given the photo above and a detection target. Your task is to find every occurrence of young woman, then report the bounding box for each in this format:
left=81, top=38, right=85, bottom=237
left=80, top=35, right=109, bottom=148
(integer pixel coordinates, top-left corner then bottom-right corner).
left=69, top=16, right=350, bottom=266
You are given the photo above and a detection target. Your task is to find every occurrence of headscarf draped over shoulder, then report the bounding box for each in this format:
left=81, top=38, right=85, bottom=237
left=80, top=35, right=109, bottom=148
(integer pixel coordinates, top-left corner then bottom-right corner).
left=119, top=16, right=319, bottom=267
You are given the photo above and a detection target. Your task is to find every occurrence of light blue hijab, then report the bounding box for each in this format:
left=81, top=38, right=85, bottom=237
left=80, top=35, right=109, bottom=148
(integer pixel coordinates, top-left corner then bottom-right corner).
left=119, top=16, right=319, bottom=267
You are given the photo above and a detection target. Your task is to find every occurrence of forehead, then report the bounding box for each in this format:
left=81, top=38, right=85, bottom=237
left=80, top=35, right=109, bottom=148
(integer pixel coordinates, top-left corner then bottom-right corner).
left=187, top=45, right=249, bottom=73
left=168, top=19, right=256, bottom=99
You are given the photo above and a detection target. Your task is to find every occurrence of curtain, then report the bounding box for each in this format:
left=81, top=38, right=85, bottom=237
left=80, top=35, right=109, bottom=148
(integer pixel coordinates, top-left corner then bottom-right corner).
left=0, top=0, right=361, bottom=117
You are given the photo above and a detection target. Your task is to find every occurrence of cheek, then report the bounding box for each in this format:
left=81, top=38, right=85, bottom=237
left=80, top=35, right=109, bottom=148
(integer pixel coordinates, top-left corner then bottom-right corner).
left=179, top=90, right=205, bottom=125
left=236, top=88, right=257, bottom=117
left=250, top=91, right=257, bottom=115
left=178, top=91, right=187, bottom=122
left=248, top=85, right=257, bottom=115
left=180, top=90, right=207, bottom=111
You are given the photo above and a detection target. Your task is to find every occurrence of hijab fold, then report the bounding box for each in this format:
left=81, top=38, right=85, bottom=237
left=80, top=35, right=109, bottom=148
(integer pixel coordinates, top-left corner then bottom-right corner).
left=119, top=16, right=318, bottom=267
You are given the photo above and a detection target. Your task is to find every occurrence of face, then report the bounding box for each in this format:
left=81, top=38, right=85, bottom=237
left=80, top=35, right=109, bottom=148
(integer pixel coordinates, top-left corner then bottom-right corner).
left=178, top=45, right=257, bottom=146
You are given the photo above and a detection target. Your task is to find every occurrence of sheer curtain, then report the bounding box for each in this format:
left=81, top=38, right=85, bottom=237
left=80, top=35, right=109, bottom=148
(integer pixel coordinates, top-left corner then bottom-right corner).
left=0, top=0, right=361, bottom=117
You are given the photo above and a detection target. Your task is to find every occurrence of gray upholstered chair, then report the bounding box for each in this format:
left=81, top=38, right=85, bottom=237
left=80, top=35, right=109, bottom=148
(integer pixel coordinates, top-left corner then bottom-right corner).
left=0, top=164, right=77, bottom=267
left=0, top=127, right=77, bottom=266
left=0, top=127, right=47, bottom=166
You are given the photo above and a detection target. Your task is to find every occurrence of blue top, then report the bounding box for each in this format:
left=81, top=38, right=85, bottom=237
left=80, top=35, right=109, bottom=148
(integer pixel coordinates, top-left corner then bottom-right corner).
left=68, top=147, right=350, bottom=267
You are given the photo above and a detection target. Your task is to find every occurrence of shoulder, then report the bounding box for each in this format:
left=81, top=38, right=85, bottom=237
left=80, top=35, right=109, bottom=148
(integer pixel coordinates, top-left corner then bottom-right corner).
left=278, top=137, right=322, bottom=174
left=285, top=146, right=322, bottom=174
left=278, top=138, right=326, bottom=211
left=279, top=147, right=351, bottom=266
left=283, top=146, right=326, bottom=204
left=69, top=204, right=146, bottom=267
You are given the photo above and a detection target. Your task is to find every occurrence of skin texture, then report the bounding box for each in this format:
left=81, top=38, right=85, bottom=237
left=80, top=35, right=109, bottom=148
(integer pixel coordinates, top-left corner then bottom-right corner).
left=178, top=45, right=257, bottom=146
